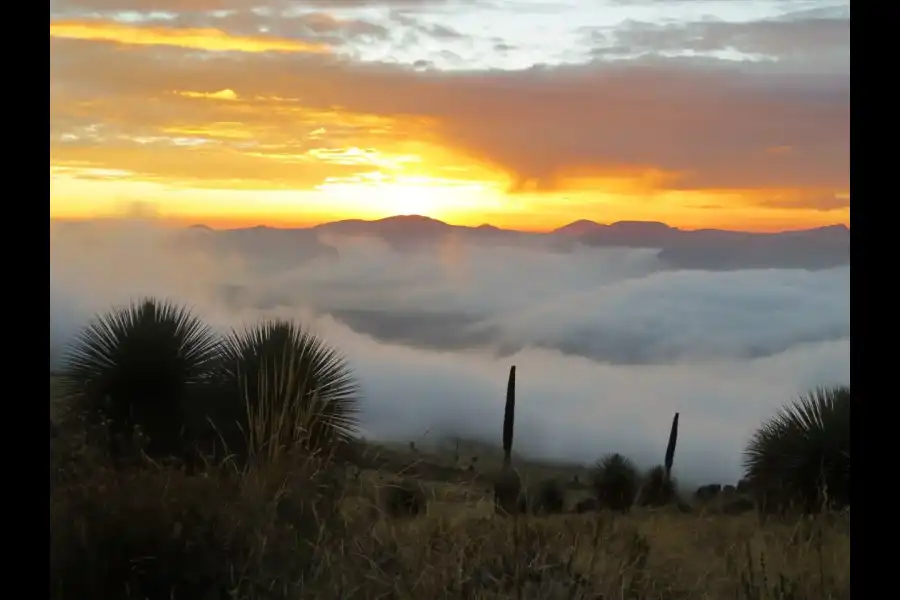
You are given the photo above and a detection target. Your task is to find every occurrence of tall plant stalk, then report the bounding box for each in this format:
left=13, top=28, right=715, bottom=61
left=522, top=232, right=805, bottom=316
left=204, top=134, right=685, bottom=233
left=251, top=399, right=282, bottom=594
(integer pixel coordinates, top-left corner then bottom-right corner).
left=664, top=412, right=679, bottom=481
left=502, top=365, right=516, bottom=467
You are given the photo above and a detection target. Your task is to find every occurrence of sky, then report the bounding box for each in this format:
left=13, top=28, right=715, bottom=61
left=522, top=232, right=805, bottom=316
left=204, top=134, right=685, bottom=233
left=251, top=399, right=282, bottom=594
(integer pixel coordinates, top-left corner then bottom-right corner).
left=49, top=218, right=850, bottom=484
left=49, top=0, right=851, bottom=231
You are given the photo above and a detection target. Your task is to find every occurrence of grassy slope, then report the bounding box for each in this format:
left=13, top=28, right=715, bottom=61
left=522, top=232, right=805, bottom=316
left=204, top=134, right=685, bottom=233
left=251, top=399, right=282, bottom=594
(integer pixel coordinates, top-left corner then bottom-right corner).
left=49, top=378, right=850, bottom=599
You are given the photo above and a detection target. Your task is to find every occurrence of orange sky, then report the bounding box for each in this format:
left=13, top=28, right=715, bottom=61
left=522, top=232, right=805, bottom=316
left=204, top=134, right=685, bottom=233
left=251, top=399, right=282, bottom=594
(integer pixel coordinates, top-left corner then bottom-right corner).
left=49, top=3, right=850, bottom=232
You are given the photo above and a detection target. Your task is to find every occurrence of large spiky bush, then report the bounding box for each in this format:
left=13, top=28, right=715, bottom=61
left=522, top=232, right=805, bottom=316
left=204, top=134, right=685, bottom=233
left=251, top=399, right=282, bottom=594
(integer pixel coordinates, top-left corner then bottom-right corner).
left=216, top=319, right=360, bottom=463
left=743, top=385, right=850, bottom=513
left=57, top=298, right=219, bottom=460
left=591, top=453, right=640, bottom=512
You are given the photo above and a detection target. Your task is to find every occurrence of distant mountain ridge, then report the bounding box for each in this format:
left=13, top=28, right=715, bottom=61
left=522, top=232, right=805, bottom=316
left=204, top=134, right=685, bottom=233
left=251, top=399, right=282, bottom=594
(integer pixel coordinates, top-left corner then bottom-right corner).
left=204, top=214, right=846, bottom=237
left=218, top=215, right=849, bottom=271
left=55, top=214, right=848, bottom=271
left=549, top=218, right=849, bottom=237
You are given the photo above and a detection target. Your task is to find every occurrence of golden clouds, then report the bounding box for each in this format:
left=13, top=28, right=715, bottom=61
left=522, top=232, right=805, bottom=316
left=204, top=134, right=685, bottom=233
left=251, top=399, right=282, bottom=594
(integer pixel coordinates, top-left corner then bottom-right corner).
left=49, top=17, right=850, bottom=229
left=52, top=138, right=378, bottom=190
left=51, top=55, right=490, bottom=195
left=51, top=82, right=483, bottom=193
left=49, top=20, right=331, bottom=53
left=176, top=89, right=239, bottom=101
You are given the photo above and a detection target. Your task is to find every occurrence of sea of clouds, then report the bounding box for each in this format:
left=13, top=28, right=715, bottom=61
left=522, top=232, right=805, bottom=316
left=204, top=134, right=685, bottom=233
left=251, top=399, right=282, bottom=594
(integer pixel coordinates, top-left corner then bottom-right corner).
left=49, top=217, right=850, bottom=486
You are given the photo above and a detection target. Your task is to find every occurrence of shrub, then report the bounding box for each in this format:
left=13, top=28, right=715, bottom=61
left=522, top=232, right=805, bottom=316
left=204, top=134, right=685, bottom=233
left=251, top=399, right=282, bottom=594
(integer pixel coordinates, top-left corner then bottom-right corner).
left=493, top=467, right=523, bottom=515
left=574, top=496, right=599, bottom=513
left=636, top=465, right=678, bottom=508
left=591, top=453, right=640, bottom=512
left=57, top=298, right=219, bottom=461
left=49, top=457, right=345, bottom=600
left=382, top=479, right=427, bottom=518
left=216, top=320, right=361, bottom=463
left=529, top=478, right=566, bottom=515
left=721, top=496, right=755, bottom=515
left=694, top=484, right=722, bottom=503
left=743, top=385, right=850, bottom=513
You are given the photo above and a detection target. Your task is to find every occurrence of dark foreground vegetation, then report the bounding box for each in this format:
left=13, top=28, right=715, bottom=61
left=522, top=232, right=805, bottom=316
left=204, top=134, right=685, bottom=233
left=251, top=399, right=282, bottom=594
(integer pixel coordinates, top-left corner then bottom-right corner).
left=50, top=298, right=851, bottom=600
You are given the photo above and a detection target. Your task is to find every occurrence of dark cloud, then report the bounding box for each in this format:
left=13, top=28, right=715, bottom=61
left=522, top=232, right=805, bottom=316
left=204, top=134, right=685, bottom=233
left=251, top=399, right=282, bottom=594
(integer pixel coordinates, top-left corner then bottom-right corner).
left=51, top=0, right=463, bottom=10
left=390, top=12, right=466, bottom=38
left=301, top=0, right=463, bottom=6
left=51, top=0, right=241, bottom=12
left=296, top=12, right=389, bottom=38
left=592, top=15, right=848, bottom=66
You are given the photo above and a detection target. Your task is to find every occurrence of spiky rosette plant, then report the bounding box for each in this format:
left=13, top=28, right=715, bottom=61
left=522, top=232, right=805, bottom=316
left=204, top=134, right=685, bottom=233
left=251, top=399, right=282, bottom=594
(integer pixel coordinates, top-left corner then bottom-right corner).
left=743, top=385, right=850, bottom=513
left=591, top=453, right=640, bottom=512
left=216, top=319, right=360, bottom=463
left=57, top=298, right=219, bottom=460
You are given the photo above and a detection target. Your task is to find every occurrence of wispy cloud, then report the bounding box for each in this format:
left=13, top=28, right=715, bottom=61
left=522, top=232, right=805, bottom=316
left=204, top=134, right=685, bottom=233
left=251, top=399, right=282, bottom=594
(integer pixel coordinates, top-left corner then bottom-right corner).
left=50, top=19, right=331, bottom=53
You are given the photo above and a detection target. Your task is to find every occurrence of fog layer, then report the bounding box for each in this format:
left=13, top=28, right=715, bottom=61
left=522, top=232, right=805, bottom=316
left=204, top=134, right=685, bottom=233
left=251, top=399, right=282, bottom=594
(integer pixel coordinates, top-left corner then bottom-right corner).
left=49, top=219, right=850, bottom=485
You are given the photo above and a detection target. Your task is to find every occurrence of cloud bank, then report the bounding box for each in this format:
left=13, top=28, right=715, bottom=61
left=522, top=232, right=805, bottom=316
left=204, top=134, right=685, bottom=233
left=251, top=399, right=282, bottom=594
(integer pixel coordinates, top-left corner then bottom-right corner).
left=49, top=218, right=850, bottom=485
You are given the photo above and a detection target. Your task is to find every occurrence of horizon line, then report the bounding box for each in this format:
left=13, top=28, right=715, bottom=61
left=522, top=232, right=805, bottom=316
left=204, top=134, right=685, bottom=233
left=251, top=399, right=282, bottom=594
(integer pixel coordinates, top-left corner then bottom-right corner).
left=50, top=214, right=851, bottom=236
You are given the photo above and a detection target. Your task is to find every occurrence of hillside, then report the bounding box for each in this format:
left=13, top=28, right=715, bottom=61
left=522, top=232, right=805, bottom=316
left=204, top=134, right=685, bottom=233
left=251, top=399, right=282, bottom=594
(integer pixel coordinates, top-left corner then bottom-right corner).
left=50, top=375, right=849, bottom=599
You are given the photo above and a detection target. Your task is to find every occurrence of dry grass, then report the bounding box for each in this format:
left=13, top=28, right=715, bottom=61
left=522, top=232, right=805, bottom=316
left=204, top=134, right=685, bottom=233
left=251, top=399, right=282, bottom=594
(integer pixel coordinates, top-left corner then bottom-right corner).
left=50, top=442, right=849, bottom=599
left=49, top=380, right=849, bottom=600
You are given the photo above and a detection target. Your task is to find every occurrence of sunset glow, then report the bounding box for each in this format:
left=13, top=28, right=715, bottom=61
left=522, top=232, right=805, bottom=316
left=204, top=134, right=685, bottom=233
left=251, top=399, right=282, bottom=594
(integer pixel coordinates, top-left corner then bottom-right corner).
left=50, top=19, right=331, bottom=53
left=49, top=0, right=850, bottom=232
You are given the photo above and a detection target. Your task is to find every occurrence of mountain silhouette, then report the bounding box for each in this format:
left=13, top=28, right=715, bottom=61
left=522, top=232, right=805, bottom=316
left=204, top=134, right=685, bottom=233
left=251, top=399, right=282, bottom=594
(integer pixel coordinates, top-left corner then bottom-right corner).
left=308, top=215, right=849, bottom=270
left=53, top=214, right=850, bottom=271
